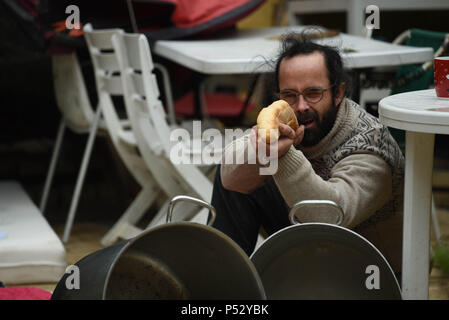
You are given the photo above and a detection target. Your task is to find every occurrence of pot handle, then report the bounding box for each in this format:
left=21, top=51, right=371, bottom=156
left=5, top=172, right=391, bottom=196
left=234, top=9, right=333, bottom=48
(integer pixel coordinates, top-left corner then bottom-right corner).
left=288, top=200, right=344, bottom=226
left=166, top=195, right=217, bottom=226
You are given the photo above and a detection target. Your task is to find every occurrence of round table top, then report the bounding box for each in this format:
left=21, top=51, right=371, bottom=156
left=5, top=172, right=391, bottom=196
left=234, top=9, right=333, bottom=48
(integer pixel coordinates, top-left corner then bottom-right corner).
left=379, top=89, right=449, bottom=134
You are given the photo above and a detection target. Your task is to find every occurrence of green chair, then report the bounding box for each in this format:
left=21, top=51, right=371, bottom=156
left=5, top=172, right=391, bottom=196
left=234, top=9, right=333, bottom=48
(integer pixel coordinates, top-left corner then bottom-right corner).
left=392, top=29, right=448, bottom=95
left=389, top=29, right=449, bottom=148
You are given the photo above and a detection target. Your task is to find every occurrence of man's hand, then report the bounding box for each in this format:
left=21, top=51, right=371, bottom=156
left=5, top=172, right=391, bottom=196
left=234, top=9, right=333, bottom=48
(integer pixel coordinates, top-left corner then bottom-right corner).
left=250, top=124, right=305, bottom=161
left=277, top=123, right=305, bottom=157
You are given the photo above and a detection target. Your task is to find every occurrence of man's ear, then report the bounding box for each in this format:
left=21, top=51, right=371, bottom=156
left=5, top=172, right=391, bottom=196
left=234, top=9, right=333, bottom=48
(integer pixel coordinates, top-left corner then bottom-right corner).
left=334, top=82, right=346, bottom=106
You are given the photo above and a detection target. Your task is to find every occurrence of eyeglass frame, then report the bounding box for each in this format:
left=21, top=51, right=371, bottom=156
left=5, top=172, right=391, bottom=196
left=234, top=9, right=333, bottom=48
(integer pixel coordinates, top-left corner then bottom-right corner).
left=276, top=85, right=335, bottom=105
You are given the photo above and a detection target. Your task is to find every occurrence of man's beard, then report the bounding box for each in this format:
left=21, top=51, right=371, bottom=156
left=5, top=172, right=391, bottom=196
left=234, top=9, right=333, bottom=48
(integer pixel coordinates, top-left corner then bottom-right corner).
left=299, top=101, right=339, bottom=147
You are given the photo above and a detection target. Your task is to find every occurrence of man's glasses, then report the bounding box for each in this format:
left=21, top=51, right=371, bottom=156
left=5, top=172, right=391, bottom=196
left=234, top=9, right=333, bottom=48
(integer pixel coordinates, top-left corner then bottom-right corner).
left=277, top=86, right=334, bottom=106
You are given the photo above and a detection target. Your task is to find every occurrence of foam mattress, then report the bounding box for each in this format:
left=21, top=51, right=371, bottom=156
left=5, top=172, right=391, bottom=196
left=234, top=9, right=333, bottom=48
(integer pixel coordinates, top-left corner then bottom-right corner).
left=0, top=181, right=66, bottom=285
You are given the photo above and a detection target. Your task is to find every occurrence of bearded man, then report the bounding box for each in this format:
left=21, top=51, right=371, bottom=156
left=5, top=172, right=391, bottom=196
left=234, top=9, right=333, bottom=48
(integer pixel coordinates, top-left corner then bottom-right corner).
left=210, top=34, right=405, bottom=276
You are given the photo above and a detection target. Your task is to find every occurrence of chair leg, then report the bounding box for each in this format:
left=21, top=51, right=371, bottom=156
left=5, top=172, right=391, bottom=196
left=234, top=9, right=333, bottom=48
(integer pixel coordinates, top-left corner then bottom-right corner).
left=188, top=207, right=210, bottom=225
left=100, top=184, right=161, bottom=246
left=146, top=199, right=170, bottom=229
left=62, top=106, right=102, bottom=243
left=40, top=119, right=66, bottom=214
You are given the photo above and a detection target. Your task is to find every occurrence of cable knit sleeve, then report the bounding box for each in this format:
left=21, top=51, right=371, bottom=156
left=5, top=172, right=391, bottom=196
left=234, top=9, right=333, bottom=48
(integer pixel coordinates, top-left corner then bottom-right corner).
left=220, top=134, right=270, bottom=194
left=273, top=146, right=393, bottom=228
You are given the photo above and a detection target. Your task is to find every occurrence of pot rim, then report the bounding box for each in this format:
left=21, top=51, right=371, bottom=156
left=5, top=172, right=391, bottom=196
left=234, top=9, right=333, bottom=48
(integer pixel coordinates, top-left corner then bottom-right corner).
left=103, top=221, right=267, bottom=300
left=250, top=222, right=401, bottom=296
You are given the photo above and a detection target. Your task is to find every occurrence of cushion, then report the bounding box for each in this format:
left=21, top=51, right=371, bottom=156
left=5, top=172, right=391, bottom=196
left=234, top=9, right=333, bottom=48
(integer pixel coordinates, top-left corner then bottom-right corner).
left=0, top=287, right=52, bottom=300
left=0, top=181, right=67, bottom=285
left=174, top=91, right=256, bottom=117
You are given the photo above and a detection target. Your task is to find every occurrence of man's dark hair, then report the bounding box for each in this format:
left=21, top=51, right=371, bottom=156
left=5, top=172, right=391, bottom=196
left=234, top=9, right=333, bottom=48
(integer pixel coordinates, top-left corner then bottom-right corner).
left=273, top=31, right=351, bottom=100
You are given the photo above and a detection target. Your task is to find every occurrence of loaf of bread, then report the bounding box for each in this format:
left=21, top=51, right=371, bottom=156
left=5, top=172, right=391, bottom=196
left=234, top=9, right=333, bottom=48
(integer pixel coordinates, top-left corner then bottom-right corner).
left=257, top=100, right=299, bottom=142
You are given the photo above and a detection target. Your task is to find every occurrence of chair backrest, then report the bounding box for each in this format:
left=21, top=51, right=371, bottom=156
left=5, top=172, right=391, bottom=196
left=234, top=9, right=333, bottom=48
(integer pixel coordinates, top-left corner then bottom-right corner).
left=392, top=28, right=449, bottom=94
left=83, top=24, right=154, bottom=187
left=112, top=32, right=214, bottom=202
left=83, top=25, right=125, bottom=137
left=387, top=29, right=449, bottom=149
left=52, top=52, right=94, bottom=132
left=111, top=33, right=173, bottom=156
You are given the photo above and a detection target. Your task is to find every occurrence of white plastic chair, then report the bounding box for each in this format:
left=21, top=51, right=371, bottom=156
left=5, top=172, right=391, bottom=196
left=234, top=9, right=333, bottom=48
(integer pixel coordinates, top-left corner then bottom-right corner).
left=40, top=52, right=100, bottom=216
left=43, top=27, right=180, bottom=244
left=45, top=53, right=160, bottom=244
left=69, top=25, right=169, bottom=246
left=44, top=42, right=159, bottom=245
left=112, top=31, right=266, bottom=247
left=111, top=32, right=229, bottom=227
left=41, top=52, right=125, bottom=244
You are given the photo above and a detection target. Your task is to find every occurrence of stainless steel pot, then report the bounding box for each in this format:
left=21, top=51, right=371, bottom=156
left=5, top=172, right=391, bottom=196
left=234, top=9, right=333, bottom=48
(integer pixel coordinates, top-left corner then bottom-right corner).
left=250, top=200, right=402, bottom=300
left=52, top=195, right=266, bottom=300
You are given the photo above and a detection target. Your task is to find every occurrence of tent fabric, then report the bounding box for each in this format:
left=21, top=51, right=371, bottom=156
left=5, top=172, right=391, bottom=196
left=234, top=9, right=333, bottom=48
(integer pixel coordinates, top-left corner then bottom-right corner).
left=139, top=0, right=266, bottom=40
left=0, top=0, right=49, bottom=57
left=2, top=0, right=265, bottom=58
left=166, top=0, right=260, bottom=28
left=7, top=0, right=265, bottom=46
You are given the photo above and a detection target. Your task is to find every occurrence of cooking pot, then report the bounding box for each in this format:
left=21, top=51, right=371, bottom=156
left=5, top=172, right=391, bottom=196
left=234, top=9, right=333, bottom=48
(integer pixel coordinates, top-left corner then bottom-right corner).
left=52, top=195, right=266, bottom=300
left=250, top=200, right=402, bottom=300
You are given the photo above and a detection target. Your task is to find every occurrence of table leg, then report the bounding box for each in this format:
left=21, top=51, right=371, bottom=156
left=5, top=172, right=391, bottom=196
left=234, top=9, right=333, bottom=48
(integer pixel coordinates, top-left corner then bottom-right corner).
left=193, top=72, right=205, bottom=119
left=237, top=74, right=260, bottom=122
left=347, top=0, right=365, bottom=36
left=402, top=131, right=435, bottom=300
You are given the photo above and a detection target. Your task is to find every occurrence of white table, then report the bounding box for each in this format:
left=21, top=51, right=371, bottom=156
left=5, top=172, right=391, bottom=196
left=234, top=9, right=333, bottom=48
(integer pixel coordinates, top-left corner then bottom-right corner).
left=379, top=89, right=449, bottom=300
left=153, top=26, right=434, bottom=74
left=154, top=26, right=433, bottom=118
left=287, top=0, right=449, bottom=36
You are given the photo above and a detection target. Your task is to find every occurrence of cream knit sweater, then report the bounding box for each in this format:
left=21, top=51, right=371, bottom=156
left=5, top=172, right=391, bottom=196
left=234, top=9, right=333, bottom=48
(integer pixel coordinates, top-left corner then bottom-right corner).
left=221, top=98, right=404, bottom=272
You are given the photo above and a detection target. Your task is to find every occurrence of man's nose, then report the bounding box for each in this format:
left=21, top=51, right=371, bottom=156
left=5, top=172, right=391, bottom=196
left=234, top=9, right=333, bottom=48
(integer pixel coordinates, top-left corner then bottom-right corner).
left=294, top=95, right=309, bottom=114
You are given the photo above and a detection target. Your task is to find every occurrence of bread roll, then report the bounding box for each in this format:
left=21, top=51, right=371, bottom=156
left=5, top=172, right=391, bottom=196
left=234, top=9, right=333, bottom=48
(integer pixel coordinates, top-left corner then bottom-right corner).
left=257, top=100, right=299, bottom=142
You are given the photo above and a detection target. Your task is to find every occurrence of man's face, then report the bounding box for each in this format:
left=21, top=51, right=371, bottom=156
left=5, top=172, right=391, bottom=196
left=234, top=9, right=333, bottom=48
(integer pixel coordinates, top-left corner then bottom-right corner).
left=278, top=51, right=343, bottom=147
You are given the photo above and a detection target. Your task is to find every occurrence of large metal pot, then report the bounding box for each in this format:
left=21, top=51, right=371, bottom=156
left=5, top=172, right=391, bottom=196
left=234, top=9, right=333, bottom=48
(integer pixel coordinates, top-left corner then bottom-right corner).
left=52, top=196, right=266, bottom=300
left=250, top=200, right=402, bottom=300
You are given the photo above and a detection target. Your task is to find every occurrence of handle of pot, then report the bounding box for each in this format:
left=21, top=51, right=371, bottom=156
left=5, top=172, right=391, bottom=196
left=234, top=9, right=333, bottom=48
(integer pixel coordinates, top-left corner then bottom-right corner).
left=288, top=200, right=344, bottom=226
left=166, top=195, right=217, bottom=226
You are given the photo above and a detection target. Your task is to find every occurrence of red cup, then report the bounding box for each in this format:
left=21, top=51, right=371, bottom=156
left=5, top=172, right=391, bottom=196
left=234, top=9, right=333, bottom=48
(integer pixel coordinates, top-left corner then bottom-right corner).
left=434, top=57, right=449, bottom=99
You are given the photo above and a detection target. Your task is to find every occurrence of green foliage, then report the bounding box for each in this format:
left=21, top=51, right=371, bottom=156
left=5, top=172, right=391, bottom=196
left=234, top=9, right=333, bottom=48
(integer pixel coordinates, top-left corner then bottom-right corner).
left=433, top=242, right=449, bottom=274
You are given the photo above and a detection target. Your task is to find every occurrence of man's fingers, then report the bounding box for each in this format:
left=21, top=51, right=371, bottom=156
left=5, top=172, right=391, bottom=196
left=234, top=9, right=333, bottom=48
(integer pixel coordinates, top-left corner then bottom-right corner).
left=278, top=123, right=295, bottom=139
left=293, top=125, right=305, bottom=146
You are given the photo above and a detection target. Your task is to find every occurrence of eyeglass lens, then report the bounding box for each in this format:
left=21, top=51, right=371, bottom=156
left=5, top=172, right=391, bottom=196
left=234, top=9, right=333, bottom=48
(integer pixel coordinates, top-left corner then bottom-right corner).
left=280, top=88, right=324, bottom=105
